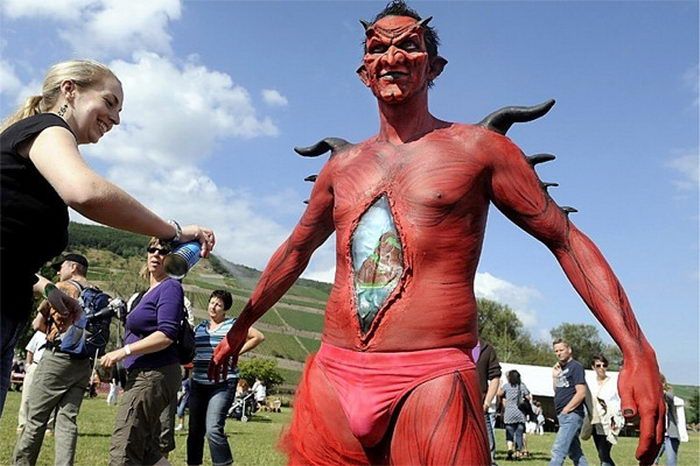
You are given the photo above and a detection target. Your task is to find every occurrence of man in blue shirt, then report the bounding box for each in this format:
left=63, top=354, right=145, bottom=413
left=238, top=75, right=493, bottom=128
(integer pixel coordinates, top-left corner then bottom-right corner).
left=550, top=338, right=589, bottom=466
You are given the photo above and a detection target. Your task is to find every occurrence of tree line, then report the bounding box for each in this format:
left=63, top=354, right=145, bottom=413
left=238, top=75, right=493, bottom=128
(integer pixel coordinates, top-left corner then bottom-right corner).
left=477, top=298, right=622, bottom=369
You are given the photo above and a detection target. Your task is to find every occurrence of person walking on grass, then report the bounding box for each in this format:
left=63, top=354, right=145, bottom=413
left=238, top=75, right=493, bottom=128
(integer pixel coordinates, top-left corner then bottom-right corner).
left=550, top=338, right=589, bottom=466
left=590, top=354, right=623, bottom=466
left=14, top=254, right=94, bottom=466
left=473, top=339, right=501, bottom=465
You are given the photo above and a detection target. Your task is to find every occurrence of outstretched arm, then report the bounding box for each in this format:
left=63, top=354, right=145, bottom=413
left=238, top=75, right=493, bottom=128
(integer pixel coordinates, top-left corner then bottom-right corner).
left=28, top=127, right=215, bottom=256
left=486, top=134, right=664, bottom=464
left=209, top=161, right=336, bottom=381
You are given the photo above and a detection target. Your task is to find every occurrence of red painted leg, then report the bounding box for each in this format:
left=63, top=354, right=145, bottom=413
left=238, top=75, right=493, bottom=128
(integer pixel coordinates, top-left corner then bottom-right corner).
left=280, top=354, right=369, bottom=465
left=389, top=369, right=490, bottom=466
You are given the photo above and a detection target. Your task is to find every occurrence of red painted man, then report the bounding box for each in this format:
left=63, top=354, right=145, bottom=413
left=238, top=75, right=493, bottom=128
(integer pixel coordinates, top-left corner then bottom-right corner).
left=210, top=2, right=665, bottom=464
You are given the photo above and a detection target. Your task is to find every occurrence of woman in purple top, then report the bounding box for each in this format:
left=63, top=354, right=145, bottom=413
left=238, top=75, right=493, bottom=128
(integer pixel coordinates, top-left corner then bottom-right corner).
left=100, top=238, right=184, bottom=466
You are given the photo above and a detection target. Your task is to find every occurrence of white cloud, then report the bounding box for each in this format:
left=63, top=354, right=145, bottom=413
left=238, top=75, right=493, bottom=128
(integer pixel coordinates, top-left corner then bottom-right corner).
left=0, top=60, right=45, bottom=112
left=302, top=265, right=336, bottom=283
left=667, top=148, right=699, bottom=191
left=2, top=0, right=181, bottom=57
left=0, top=59, right=22, bottom=96
left=2, top=0, right=96, bottom=20
left=300, top=235, right=337, bottom=283
left=261, top=89, right=289, bottom=107
left=474, top=272, right=541, bottom=327
left=85, top=52, right=278, bottom=166
left=100, top=164, right=290, bottom=269
left=62, top=52, right=289, bottom=269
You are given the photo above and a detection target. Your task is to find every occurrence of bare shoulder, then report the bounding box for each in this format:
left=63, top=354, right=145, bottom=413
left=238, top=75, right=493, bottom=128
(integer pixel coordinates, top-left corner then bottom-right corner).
left=434, top=123, right=524, bottom=165
left=31, top=124, right=77, bottom=148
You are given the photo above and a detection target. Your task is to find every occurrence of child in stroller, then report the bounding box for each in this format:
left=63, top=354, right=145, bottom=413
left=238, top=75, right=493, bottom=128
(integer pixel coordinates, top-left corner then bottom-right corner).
left=228, top=379, right=255, bottom=422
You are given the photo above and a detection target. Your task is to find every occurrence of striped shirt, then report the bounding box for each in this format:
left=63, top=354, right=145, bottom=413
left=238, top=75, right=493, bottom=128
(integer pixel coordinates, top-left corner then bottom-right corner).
left=192, top=317, right=239, bottom=384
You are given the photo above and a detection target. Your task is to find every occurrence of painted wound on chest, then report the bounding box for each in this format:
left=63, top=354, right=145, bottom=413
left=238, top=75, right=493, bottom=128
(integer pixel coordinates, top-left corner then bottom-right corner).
left=351, top=195, right=404, bottom=333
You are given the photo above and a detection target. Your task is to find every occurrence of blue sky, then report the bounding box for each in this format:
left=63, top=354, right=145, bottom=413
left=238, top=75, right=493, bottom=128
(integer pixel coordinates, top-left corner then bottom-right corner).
left=1, top=1, right=697, bottom=385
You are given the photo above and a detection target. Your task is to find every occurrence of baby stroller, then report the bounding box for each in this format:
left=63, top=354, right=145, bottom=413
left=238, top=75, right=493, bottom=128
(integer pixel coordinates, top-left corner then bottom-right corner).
left=228, top=390, right=255, bottom=422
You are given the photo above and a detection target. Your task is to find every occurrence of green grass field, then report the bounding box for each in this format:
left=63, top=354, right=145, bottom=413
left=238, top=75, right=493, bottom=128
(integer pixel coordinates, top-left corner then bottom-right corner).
left=2, top=391, right=698, bottom=466
left=247, top=333, right=309, bottom=361
left=257, top=308, right=286, bottom=327
left=1, top=392, right=288, bottom=466
left=278, top=297, right=326, bottom=311
left=276, top=308, right=324, bottom=333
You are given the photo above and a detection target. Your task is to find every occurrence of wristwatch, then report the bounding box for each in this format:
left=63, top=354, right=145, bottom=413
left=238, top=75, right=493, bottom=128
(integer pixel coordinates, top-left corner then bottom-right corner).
left=167, top=219, right=182, bottom=243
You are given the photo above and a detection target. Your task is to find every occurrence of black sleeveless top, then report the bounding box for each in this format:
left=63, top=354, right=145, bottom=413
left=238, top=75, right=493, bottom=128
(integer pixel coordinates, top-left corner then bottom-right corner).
left=1, top=113, right=73, bottom=318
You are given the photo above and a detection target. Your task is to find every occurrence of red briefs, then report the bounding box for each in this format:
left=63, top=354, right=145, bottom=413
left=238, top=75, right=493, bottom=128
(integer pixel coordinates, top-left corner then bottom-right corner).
left=315, top=342, right=476, bottom=448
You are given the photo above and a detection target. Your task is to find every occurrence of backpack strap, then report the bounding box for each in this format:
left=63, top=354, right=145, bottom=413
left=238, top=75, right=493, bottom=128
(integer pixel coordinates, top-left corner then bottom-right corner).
left=126, top=291, right=146, bottom=314
left=66, top=279, right=84, bottom=295
left=518, top=383, right=525, bottom=404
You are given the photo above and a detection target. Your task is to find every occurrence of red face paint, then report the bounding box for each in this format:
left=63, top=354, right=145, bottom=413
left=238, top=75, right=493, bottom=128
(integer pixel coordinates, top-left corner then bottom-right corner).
left=360, top=16, right=430, bottom=103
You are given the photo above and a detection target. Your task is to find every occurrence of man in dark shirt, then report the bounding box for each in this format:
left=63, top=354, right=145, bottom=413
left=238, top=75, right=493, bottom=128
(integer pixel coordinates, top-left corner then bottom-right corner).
left=473, top=340, right=502, bottom=465
left=550, top=338, right=589, bottom=466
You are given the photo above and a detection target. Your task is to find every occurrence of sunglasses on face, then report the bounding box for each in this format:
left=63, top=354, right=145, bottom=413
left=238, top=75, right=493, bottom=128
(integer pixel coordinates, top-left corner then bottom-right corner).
left=147, top=246, right=171, bottom=256
left=594, top=363, right=608, bottom=368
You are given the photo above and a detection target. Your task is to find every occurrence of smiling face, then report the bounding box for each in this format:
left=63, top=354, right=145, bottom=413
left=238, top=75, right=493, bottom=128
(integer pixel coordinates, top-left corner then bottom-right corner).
left=358, top=15, right=436, bottom=104
left=69, top=75, right=123, bottom=145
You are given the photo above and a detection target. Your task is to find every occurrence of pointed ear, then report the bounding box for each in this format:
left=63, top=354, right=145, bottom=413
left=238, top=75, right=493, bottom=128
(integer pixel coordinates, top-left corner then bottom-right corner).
left=356, top=64, right=370, bottom=87
left=429, top=56, right=447, bottom=80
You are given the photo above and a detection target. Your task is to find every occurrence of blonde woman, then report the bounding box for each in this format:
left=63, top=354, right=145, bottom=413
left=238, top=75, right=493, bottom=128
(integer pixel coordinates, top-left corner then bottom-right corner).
left=0, top=59, right=214, bottom=415
left=100, top=237, right=184, bottom=466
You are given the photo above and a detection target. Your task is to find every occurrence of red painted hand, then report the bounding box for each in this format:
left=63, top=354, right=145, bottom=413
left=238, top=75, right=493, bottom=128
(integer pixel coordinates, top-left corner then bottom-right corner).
left=617, top=350, right=666, bottom=465
left=208, top=324, right=247, bottom=383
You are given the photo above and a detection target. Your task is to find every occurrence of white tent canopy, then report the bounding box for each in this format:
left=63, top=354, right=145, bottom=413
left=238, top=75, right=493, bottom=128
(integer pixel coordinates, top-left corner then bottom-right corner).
left=499, top=362, right=619, bottom=398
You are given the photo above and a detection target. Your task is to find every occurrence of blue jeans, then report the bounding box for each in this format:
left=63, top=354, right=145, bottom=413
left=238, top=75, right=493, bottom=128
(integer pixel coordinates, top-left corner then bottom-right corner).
left=177, top=389, right=190, bottom=418
left=655, top=436, right=680, bottom=466
left=549, top=412, right=589, bottom=466
left=0, top=312, right=27, bottom=417
left=187, top=379, right=237, bottom=466
left=484, top=412, right=496, bottom=464
left=505, top=422, right=525, bottom=451
left=593, top=432, right=615, bottom=466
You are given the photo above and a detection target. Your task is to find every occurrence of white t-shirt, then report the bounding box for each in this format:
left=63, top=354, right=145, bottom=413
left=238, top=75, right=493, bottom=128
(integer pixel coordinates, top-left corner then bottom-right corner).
left=252, top=381, right=267, bottom=402
left=25, top=331, right=47, bottom=363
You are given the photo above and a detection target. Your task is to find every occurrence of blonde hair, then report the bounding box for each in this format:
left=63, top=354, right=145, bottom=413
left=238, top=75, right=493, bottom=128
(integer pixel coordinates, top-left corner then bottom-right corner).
left=139, top=237, right=169, bottom=280
left=0, top=59, right=118, bottom=133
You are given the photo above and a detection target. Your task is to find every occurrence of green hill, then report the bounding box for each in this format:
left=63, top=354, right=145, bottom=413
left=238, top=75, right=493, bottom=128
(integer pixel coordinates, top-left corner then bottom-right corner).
left=62, top=222, right=326, bottom=389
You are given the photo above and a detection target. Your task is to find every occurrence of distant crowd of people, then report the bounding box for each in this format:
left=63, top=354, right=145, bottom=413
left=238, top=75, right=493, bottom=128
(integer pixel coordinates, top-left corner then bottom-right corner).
left=475, top=337, right=682, bottom=466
